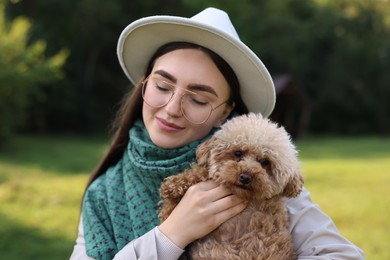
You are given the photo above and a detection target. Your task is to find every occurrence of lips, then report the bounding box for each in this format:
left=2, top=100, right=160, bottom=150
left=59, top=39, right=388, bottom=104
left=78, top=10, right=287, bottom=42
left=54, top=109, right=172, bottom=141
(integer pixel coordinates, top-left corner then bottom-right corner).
left=157, top=117, right=185, bottom=131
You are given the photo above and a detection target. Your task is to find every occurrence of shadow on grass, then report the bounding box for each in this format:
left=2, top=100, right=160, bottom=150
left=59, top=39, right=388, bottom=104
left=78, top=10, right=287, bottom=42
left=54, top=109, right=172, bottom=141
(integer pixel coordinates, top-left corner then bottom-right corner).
left=1, top=135, right=390, bottom=174
left=296, top=136, right=390, bottom=160
left=0, top=134, right=108, bottom=175
left=0, top=212, right=75, bottom=260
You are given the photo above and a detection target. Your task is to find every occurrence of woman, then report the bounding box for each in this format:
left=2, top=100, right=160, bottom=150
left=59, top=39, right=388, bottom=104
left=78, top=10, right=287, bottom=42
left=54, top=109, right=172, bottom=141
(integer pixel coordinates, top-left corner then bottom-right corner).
left=70, top=7, right=364, bottom=260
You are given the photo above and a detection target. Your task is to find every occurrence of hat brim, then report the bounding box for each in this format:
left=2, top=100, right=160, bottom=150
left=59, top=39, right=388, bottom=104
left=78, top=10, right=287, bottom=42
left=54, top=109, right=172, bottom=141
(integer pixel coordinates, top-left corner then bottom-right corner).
left=117, top=15, right=275, bottom=117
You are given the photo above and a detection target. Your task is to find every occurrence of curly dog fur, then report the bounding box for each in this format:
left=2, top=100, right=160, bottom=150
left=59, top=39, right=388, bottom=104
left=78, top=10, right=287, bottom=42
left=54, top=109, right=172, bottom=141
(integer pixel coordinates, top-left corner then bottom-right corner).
left=159, top=113, right=304, bottom=260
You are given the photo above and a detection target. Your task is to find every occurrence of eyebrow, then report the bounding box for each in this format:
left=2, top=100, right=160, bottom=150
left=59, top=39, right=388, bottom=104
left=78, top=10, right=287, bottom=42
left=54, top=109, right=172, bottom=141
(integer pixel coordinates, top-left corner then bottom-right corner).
left=153, top=70, right=219, bottom=97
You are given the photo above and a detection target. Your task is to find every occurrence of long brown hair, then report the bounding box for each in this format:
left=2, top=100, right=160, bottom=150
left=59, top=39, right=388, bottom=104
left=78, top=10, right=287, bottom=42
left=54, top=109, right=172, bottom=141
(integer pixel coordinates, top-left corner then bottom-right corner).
left=85, top=42, right=248, bottom=188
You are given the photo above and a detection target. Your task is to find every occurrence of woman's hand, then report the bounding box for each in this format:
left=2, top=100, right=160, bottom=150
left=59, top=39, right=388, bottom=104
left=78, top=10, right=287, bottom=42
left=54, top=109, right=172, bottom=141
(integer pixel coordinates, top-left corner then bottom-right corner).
left=158, top=180, right=247, bottom=249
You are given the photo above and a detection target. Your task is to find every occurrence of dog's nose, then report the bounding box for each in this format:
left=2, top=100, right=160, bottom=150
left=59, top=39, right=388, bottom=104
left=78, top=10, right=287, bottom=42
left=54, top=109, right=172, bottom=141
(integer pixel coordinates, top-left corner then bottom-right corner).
left=239, top=173, right=252, bottom=185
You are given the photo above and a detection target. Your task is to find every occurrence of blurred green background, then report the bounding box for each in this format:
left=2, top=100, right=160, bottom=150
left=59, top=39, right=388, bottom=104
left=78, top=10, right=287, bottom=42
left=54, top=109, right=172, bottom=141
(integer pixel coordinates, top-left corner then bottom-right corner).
left=1, top=0, right=389, bottom=259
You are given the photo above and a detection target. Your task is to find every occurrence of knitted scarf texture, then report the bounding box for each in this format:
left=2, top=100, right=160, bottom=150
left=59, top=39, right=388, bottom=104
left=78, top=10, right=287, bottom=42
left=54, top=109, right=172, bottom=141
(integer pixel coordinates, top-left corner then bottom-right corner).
left=82, top=119, right=214, bottom=259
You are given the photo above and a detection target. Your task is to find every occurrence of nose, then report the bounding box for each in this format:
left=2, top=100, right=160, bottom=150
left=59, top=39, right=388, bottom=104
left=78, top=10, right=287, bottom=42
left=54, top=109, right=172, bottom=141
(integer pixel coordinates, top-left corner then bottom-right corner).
left=239, top=173, right=252, bottom=185
left=164, top=92, right=183, bottom=117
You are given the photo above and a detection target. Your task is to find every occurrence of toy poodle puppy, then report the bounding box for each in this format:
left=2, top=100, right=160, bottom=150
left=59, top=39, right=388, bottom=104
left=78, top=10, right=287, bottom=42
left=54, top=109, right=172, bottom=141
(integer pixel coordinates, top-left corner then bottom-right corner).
left=159, top=113, right=303, bottom=260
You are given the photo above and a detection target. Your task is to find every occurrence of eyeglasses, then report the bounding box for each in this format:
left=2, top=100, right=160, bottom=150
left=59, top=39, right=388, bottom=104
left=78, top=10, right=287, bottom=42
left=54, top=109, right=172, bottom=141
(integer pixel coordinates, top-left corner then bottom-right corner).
left=142, top=76, right=228, bottom=124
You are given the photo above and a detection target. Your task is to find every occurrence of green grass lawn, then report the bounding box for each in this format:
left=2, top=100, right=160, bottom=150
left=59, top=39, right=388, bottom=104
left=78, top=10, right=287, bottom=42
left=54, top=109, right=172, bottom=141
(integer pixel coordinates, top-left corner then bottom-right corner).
left=0, top=135, right=109, bottom=259
left=0, top=134, right=389, bottom=259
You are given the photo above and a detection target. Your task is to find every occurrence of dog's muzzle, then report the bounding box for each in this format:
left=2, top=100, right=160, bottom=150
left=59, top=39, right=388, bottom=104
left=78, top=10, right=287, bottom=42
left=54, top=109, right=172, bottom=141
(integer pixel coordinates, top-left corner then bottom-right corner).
left=239, top=173, right=252, bottom=185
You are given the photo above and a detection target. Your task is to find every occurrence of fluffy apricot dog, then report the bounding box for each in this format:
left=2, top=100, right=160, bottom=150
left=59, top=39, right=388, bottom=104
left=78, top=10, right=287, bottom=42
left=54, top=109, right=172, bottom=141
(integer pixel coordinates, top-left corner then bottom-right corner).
left=159, top=113, right=303, bottom=260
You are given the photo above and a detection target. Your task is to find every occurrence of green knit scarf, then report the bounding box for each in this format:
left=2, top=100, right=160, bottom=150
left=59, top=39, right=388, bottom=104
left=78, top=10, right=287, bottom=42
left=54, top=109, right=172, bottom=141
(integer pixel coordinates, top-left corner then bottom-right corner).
left=82, top=119, right=215, bottom=259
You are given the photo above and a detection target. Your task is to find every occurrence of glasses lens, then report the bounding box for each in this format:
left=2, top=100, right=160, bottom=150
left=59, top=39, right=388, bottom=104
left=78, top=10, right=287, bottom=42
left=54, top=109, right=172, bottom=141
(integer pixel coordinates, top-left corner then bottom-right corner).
left=142, top=79, right=173, bottom=107
left=181, top=94, right=212, bottom=124
left=142, top=77, right=213, bottom=124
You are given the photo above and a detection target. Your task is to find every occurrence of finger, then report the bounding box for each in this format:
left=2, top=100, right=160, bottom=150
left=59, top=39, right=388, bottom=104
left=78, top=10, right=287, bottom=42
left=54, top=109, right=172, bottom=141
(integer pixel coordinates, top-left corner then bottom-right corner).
left=205, top=184, right=239, bottom=202
left=213, top=200, right=247, bottom=224
left=191, top=182, right=237, bottom=203
left=207, top=194, right=245, bottom=214
left=192, top=180, right=219, bottom=191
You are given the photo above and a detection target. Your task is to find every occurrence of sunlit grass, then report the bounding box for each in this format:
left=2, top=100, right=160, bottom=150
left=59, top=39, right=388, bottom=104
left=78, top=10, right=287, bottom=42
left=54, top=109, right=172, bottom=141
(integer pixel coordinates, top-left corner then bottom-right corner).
left=0, top=135, right=108, bottom=259
left=0, top=135, right=389, bottom=259
left=296, top=136, right=390, bottom=260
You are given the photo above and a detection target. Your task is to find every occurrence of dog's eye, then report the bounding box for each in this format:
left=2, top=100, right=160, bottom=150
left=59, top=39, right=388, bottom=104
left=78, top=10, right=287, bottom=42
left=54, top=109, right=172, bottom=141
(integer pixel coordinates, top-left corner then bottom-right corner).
left=234, top=150, right=243, bottom=158
left=259, top=158, right=271, bottom=168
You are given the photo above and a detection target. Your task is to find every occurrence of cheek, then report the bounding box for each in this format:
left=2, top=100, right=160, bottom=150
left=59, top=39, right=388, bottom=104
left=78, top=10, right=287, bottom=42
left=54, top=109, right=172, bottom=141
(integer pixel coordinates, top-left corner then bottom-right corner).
left=187, top=123, right=214, bottom=142
left=142, top=104, right=160, bottom=139
left=183, top=115, right=222, bottom=144
left=142, top=102, right=152, bottom=116
left=209, top=106, right=232, bottom=128
left=142, top=103, right=157, bottom=124
left=141, top=102, right=220, bottom=148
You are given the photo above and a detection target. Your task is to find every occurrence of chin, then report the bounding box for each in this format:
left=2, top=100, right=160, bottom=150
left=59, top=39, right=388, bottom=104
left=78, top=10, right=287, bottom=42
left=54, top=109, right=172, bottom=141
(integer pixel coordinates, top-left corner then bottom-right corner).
left=150, top=135, right=183, bottom=149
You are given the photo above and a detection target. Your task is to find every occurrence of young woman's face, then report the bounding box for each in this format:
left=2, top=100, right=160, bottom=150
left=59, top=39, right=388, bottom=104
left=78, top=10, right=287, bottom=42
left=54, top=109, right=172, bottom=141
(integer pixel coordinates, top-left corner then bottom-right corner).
left=142, top=48, right=235, bottom=149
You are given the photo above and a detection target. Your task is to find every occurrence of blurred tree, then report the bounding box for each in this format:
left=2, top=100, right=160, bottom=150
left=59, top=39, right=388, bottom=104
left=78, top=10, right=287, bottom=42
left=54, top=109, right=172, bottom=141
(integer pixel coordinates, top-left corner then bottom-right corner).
left=5, top=0, right=190, bottom=133
left=171, top=0, right=390, bottom=135
left=0, top=4, right=67, bottom=144
left=306, top=0, right=390, bottom=134
left=3, top=0, right=390, bottom=135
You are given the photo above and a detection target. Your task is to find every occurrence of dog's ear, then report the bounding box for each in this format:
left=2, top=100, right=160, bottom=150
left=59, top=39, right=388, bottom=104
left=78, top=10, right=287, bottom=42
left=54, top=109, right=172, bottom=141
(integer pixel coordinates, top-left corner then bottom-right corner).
left=282, top=173, right=304, bottom=198
left=195, top=137, right=215, bottom=167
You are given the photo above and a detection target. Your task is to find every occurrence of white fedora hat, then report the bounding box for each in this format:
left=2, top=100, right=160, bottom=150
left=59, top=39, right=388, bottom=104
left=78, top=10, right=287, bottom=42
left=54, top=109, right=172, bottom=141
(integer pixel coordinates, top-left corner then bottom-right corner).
left=117, top=7, right=275, bottom=117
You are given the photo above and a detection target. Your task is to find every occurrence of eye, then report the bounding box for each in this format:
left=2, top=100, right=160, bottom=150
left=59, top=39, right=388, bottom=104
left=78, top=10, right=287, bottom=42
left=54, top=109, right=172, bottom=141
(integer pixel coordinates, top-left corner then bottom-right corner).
left=234, top=150, right=243, bottom=158
left=154, top=81, right=173, bottom=93
left=259, top=158, right=271, bottom=168
left=188, top=94, right=209, bottom=106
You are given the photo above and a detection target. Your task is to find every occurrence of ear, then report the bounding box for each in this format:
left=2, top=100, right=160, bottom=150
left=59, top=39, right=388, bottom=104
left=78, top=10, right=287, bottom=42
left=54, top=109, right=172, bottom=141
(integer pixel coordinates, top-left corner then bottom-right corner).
left=195, top=137, right=215, bottom=167
left=282, top=172, right=304, bottom=198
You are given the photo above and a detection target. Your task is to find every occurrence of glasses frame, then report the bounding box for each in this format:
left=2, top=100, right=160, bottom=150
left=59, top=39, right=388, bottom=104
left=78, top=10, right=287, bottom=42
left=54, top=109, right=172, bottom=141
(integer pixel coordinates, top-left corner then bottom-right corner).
left=141, top=76, right=228, bottom=124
